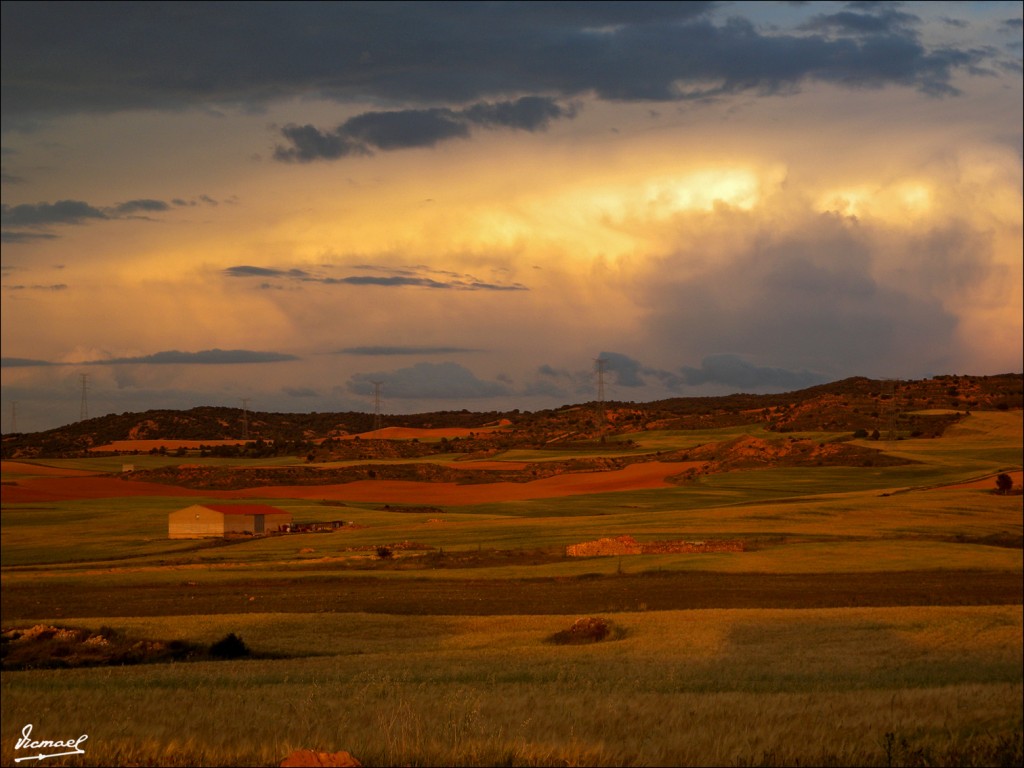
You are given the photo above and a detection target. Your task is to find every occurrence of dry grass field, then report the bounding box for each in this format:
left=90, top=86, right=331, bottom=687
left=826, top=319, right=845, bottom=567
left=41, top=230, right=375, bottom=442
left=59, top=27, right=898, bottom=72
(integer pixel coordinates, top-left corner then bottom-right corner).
left=1, top=410, right=1021, bottom=766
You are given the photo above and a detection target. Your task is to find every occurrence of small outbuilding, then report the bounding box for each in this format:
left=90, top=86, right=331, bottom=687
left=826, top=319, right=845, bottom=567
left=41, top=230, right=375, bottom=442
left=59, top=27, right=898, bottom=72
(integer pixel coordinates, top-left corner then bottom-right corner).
left=168, top=503, right=292, bottom=539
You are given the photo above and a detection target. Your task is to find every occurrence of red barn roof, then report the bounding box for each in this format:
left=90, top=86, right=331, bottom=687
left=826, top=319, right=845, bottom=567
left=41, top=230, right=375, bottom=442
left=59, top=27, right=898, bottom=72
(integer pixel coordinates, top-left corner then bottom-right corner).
left=201, top=504, right=290, bottom=517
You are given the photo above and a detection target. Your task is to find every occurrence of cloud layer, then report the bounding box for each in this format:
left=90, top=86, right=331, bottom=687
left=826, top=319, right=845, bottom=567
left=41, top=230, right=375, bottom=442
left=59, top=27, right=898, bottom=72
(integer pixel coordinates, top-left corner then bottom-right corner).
left=1, top=2, right=1020, bottom=432
left=275, top=97, right=576, bottom=161
left=0, top=349, right=297, bottom=368
left=224, top=264, right=528, bottom=291
left=4, top=1, right=1002, bottom=132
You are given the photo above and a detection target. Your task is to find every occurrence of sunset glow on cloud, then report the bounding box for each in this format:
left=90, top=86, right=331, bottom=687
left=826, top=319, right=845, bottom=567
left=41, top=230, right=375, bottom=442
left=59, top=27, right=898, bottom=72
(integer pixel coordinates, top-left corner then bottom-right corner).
left=2, top=2, right=1021, bottom=432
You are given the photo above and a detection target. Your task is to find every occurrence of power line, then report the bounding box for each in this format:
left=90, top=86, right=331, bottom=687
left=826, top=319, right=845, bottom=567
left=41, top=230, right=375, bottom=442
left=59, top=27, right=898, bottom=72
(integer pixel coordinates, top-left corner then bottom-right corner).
left=594, top=357, right=607, bottom=434
left=372, top=381, right=383, bottom=432
left=240, top=398, right=250, bottom=440
left=79, top=373, right=89, bottom=421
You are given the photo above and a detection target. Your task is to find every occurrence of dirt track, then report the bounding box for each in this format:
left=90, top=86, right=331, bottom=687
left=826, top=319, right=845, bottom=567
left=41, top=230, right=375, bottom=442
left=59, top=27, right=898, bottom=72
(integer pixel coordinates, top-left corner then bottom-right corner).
left=2, top=569, right=1020, bottom=621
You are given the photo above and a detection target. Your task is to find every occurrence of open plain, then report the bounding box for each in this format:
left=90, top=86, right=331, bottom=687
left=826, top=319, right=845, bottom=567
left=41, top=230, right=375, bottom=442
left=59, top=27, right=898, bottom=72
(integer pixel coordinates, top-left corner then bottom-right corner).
left=1, top=391, right=1022, bottom=767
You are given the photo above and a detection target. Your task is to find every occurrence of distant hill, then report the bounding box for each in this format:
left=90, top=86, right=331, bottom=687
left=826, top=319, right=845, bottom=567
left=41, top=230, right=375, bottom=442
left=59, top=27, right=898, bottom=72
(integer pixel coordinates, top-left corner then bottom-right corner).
left=2, top=374, right=1020, bottom=459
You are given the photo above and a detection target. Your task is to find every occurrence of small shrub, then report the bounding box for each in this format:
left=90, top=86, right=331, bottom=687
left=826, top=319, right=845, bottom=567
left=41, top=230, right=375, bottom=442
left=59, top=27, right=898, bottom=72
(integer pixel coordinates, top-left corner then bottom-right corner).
left=209, top=633, right=250, bottom=659
left=549, top=617, right=615, bottom=645
left=377, top=546, right=393, bottom=560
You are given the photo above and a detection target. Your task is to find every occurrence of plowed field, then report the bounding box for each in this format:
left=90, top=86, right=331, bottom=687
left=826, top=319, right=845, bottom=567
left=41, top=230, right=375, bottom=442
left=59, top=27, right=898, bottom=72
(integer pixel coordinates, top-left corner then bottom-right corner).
left=0, top=460, right=693, bottom=505
left=2, top=569, right=1019, bottom=621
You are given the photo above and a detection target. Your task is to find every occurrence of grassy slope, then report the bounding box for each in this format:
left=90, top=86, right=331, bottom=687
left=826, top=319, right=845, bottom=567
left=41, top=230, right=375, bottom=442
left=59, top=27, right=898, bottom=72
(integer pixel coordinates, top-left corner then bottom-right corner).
left=1, top=411, right=1021, bottom=766
left=2, top=607, right=1020, bottom=766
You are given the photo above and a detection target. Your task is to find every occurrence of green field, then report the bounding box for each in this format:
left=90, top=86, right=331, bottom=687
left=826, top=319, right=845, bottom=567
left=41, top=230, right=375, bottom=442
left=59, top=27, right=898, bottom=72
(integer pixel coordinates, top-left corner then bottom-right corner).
left=1, top=412, right=1022, bottom=766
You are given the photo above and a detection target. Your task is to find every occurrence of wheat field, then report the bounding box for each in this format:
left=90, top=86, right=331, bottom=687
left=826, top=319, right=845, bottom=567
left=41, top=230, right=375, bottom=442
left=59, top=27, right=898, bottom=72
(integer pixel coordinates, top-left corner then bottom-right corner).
left=2, top=606, right=1021, bottom=766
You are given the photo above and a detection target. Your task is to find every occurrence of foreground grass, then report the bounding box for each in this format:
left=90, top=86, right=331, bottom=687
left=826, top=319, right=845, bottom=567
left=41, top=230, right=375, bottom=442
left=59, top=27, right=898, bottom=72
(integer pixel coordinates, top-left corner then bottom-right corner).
left=2, top=607, right=1020, bottom=767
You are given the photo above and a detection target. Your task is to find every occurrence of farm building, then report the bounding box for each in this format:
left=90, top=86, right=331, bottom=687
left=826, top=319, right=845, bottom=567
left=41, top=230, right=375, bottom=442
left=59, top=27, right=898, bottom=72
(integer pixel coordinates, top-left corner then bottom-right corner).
left=168, top=504, right=292, bottom=539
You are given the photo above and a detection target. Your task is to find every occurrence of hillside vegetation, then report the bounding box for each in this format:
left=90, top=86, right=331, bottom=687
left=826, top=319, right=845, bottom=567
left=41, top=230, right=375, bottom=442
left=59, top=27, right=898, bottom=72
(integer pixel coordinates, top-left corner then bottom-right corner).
left=3, top=373, right=1021, bottom=459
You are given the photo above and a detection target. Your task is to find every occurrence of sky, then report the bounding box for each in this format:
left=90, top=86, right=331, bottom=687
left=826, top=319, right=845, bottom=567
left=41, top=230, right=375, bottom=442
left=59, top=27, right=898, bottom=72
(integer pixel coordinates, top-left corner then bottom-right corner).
left=2, top=1, right=1022, bottom=434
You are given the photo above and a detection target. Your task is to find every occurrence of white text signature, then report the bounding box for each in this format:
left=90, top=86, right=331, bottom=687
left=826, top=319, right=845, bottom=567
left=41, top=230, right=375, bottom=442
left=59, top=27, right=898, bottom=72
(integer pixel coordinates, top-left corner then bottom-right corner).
left=14, top=724, right=88, bottom=763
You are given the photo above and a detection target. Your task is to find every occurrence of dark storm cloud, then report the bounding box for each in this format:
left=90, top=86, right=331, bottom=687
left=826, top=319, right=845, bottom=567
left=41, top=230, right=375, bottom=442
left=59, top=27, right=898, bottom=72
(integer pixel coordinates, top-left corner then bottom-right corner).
left=2, top=282, right=68, bottom=291
left=339, top=346, right=479, bottom=356
left=347, top=361, right=511, bottom=399
left=463, top=96, right=576, bottom=131
left=112, top=198, right=172, bottom=215
left=273, top=124, right=368, bottom=162
left=1, top=349, right=298, bottom=367
left=224, top=265, right=312, bottom=279
left=1, top=197, right=190, bottom=242
left=800, top=8, right=920, bottom=36
left=526, top=356, right=678, bottom=398
left=340, top=108, right=470, bottom=150
left=0, top=357, right=55, bottom=368
left=100, top=349, right=299, bottom=365
left=339, top=264, right=529, bottom=291
left=2, top=2, right=989, bottom=131
left=531, top=351, right=825, bottom=397
left=171, top=195, right=220, bottom=207
left=527, top=363, right=593, bottom=398
left=1, top=200, right=107, bottom=226
left=274, top=97, right=575, bottom=161
left=680, top=354, right=828, bottom=390
left=224, top=263, right=528, bottom=291
left=1, top=230, right=59, bottom=243
left=521, top=376, right=573, bottom=399
left=599, top=352, right=656, bottom=388
left=643, top=215, right=962, bottom=380
left=329, top=274, right=526, bottom=291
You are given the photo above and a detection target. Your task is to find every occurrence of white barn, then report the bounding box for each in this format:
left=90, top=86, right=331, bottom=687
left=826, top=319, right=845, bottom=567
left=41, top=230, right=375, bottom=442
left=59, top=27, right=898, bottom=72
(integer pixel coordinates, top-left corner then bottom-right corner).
left=168, top=503, right=292, bottom=539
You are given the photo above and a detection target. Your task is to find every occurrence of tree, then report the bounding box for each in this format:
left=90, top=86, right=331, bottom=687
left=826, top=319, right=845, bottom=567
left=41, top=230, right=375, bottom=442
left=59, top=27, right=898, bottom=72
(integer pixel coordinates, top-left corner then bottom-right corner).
left=995, top=473, right=1013, bottom=495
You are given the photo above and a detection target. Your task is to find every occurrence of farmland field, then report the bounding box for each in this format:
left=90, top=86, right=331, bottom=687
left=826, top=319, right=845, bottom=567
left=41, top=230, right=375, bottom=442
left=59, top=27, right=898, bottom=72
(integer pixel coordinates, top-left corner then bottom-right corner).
left=1, top=411, right=1022, bottom=766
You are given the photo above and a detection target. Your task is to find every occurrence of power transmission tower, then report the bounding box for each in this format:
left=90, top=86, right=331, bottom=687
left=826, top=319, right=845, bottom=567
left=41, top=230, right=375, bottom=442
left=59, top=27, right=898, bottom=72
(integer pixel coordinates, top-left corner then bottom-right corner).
left=594, top=357, right=607, bottom=435
left=372, top=382, right=383, bottom=432
left=240, top=398, right=250, bottom=440
left=79, top=373, right=89, bottom=421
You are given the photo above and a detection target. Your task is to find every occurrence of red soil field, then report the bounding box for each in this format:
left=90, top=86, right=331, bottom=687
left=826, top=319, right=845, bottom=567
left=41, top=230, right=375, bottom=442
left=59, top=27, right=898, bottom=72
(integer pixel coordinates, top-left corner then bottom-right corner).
left=1, top=461, right=100, bottom=477
left=1, top=475, right=213, bottom=503
left=84, top=422, right=514, bottom=451
left=236, top=460, right=693, bottom=505
left=448, top=460, right=529, bottom=470
left=345, top=421, right=513, bottom=440
left=3, top=457, right=1015, bottom=507
left=0, top=460, right=693, bottom=506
